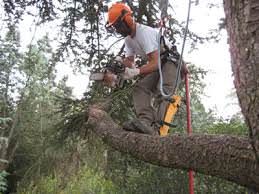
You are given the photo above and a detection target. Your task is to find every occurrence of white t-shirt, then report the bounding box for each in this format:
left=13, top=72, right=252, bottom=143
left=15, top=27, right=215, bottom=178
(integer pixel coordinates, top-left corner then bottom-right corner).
left=124, top=23, right=159, bottom=58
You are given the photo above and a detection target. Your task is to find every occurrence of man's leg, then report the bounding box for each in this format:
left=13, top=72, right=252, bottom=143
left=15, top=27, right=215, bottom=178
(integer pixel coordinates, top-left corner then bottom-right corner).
left=155, top=61, right=178, bottom=124
left=133, top=72, right=159, bottom=124
left=126, top=72, right=159, bottom=134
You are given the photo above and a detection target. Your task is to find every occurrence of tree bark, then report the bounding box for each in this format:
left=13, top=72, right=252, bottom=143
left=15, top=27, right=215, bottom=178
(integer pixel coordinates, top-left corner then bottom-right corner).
left=223, top=0, right=259, bottom=158
left=0, top=137, right=9, bottom=171
left=87, top=106, right=259, bottom=191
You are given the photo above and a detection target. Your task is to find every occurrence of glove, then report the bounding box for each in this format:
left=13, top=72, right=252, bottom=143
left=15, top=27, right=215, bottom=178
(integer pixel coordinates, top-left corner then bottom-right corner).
left=103, top=71, right=118, bottom=87
left=123, top=67, right=140, bottom=80
left=114, top=56, right=123, bottom=63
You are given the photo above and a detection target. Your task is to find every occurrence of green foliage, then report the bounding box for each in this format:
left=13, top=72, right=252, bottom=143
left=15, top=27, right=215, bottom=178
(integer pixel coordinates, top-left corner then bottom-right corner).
left=105, top=151, right=190, bottom=194
left=11, top=36, right=73, bottom=187
left=64, top=167, right=117, bottom=194
left=17, top=166, right=117, bottom=194
left=19, top=176, right=59, bottom=194
left=0, top=24, right=21, bottom=131
left=205, top=115, right=247, bottom=135
left=0, top=117, right=12, bottom=127
left=195, top=173, right=247, bottom=194
left=0, top=171, right=9, bottom=193
left=102, top=148, right=248, bottom=194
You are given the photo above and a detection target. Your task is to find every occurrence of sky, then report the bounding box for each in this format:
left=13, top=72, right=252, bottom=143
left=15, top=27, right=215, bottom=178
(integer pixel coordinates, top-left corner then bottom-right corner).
left=1, top=0, right=241, bottom=119
left=172, top=0, right=240, bottom=119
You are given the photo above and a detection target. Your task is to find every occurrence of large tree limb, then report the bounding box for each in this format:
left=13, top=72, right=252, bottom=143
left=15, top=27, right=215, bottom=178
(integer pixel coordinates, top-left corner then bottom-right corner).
left=87, top=106, right=259, bottom=191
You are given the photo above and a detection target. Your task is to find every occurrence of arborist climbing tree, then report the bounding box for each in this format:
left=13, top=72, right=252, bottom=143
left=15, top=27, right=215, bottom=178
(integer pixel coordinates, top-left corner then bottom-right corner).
left=100, top=2, right=187, bottom=135
left=90, top=2, right=195, bottom=191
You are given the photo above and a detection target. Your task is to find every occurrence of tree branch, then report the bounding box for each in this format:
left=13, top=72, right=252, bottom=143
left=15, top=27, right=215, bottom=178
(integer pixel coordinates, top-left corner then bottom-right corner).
left=87, top=106, right=259, bottom=191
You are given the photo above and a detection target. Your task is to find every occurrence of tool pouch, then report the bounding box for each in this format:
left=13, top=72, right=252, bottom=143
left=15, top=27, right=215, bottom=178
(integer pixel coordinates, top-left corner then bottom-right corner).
left=160, top=36, right=180, bottom=65
left=160, top=36, right=170, bottom=64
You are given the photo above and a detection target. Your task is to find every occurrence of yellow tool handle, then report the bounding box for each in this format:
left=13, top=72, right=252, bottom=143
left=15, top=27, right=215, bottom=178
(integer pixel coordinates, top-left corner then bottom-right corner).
left=160, top=95, right=181, bottom=136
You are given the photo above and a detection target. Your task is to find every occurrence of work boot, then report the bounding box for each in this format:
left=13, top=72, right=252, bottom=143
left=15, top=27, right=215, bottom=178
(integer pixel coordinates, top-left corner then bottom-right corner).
left=132, top=119, right=158, bottom=136
left=122, top=119, right=142, bottom=133
left=123, top=119, right=158, bottom=135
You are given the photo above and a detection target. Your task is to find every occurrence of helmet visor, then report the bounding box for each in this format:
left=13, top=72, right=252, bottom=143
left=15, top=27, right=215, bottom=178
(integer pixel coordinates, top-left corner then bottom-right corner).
left=106, top=16, right=131, bottom=37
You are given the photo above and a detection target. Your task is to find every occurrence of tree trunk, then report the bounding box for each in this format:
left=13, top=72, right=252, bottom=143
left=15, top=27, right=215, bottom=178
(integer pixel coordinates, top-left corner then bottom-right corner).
left=223, top=0, right=259, bottom=158
left=0, top=137, right=9, bottom=171
left=87, top=106, right=259, bottom=191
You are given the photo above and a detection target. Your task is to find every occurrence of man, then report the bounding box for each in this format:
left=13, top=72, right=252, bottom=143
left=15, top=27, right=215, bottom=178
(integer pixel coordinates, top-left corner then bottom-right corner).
left=105, top=2, right=180, bottom=135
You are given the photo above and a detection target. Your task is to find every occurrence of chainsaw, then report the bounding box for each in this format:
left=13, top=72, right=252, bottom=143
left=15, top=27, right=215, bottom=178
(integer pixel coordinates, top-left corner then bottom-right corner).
left=89, top=57, right=126, bottom=88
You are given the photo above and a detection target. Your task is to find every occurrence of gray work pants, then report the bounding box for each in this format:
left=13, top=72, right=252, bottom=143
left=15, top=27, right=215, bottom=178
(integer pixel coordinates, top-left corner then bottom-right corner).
left=133, top=61, right=177, bottom=129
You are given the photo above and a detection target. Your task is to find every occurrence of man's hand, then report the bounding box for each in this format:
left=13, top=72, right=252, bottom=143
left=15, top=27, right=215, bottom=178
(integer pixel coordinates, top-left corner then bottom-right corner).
left=181, top=63, right=190, bottom=79
left=114, top=56, right=123, bottom=63
left=103, top=71, right=118, bottom=87
left=116, top=55, right=135, bottom=68
left=182, top=63, right=189, bottom=74
left=123, top=67, right=140, bottom=80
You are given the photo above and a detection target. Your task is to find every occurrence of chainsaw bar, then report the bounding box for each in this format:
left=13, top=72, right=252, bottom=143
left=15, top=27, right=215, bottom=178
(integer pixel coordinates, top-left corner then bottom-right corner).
left=90, top=72, right=125, bottom=88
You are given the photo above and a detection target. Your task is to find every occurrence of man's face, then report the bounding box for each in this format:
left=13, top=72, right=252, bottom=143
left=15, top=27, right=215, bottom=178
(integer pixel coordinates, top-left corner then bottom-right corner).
left=113, top=19, right=131, bottom=37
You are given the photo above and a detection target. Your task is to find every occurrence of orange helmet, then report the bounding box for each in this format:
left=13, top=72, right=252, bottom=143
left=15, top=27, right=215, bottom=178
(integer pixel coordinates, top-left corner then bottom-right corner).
left=107, top=2, right=133, bottom=28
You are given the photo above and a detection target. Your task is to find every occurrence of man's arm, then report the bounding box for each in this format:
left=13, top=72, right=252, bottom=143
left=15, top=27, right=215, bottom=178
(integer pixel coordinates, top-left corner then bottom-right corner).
left=139, top=50, right=158, bottom=74
left=121, top=50, right=159, bottom=80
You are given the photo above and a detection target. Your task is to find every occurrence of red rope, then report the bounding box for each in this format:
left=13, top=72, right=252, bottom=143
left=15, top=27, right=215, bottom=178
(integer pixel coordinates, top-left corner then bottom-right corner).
left=185, top=67, right=194, bottom=194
